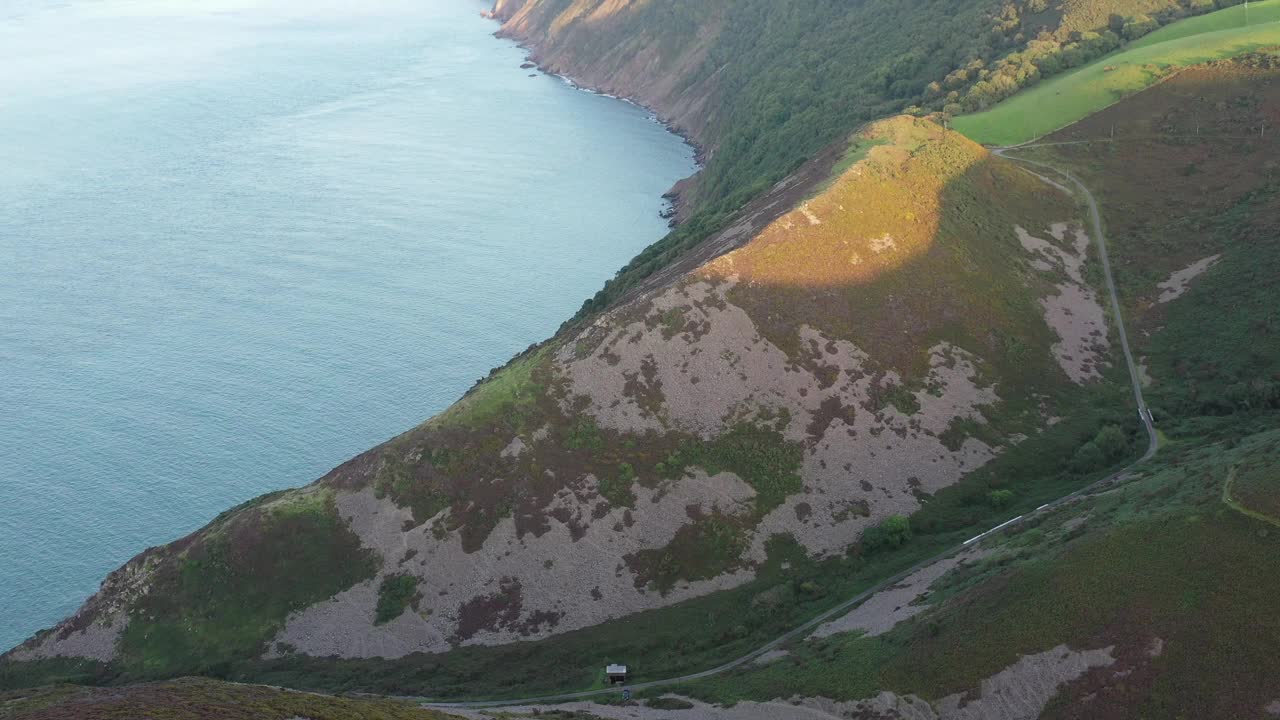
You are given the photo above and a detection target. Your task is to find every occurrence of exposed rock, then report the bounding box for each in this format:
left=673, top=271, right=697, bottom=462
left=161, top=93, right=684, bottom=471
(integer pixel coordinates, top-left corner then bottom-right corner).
left=1157, top=254, right=1220, bottom=303
left=932, top=644, right=1115, bottom=720
left=810, top=547, right=988, bottom=639
left=1017, top=224, right=1110, bottom=383
left=751, top=649, right=790, bottom=665
left=271, top=473, right=757, bottom=658
left=6, top=611, right=127, bottom=664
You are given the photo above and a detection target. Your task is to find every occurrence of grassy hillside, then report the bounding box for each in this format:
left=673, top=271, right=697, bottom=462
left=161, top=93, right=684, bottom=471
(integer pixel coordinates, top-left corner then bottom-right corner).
left=1128, top=0, right=1280, bottom=46
left=0, top=677, right=461, bottom=720
left=669, top=426, right=1280, bottom=718
left=640, top=55, right=1280, bottom=719
left=2, top=118, right=1142, bottom=700
left=954, top=1, right=1280, bottom=144
left=494, top=0, right=1207, bottom=319
left=1024, top=52, right=1280, bottom=425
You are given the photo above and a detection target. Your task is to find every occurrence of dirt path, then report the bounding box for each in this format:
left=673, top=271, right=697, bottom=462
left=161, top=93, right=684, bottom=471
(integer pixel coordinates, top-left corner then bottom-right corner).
left=423, top=144, right=1161, bottom=712
left=1222, top=464, right=1280, bottom=528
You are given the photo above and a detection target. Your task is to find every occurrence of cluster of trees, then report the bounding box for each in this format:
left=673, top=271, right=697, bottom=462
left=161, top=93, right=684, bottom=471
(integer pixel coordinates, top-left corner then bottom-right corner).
left=1178, top=379, right=1280, bottom=416
left=933, top=0, right=1248, bottom=115
left=860, top=515, right=913, bottom=555
left=1070, top=424, right=1131, bottom=473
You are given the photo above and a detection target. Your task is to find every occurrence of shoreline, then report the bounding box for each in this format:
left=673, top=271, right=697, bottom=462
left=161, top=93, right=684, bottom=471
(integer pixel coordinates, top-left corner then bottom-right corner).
left=483, top=12, right=707, bottom=226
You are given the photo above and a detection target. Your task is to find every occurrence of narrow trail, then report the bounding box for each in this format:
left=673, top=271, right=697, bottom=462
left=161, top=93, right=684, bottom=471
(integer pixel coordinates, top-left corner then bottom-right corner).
left=995, top=143, right=1158, bottom=462
left=423, top=143, right=1161, bottom=712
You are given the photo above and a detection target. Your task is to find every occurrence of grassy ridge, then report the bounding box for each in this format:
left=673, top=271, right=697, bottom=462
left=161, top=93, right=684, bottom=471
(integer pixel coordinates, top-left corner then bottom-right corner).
left=954, top=2, right=1280, bottom=145
left=1018, top=56, right=1280, bottom=425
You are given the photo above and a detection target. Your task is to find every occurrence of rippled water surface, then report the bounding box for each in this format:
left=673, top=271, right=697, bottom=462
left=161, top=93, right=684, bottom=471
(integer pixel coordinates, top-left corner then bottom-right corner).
left=0, top=0, right=694, bottom=649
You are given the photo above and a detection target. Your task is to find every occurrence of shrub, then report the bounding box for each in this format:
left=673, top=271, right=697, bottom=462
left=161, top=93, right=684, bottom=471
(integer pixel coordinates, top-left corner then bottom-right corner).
left=987, top=489, right=1015, bottom=509
left=1121, top=14, right=1160, bottom=40
left=598, top=464, right=637, bottom=508
left=1070, top=441, right=1106, bottom=473
left=798, top=580, right=824, bottom=596
left=374, top=574, right=420, bottom=625
left=663, top=423, right=803, bottom=514
left=862, top=515, right=913, bottom=554
left=1094, top=425, right=1128, bottom=460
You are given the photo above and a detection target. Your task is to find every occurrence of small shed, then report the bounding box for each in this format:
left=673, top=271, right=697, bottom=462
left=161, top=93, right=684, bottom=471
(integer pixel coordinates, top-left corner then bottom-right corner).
left=605, top=664, right=628, bottom=684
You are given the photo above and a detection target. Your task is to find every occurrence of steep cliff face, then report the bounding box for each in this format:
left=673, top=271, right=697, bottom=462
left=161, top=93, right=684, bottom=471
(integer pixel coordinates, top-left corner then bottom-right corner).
left=7, top=117, right=1105, bottom=673
left=491, top=1, right=725, bottom=223
left=488, top=0, right=1204, bottom=323
left=494, top=1, right=725, bottom=153
left=485, top=0, right=1201, bottom=225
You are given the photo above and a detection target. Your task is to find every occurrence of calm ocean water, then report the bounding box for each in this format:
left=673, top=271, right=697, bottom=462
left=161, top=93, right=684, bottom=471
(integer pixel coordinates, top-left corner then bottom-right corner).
left=0, top=0, right=694, bottom=650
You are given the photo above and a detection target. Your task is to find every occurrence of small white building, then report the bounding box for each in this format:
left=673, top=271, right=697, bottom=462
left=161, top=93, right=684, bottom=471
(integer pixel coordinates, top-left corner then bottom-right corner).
left=606, top=663, right=628, bottom=684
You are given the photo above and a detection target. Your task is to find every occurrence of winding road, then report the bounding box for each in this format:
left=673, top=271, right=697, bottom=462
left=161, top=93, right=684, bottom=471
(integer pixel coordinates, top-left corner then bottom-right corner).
left=423, top=143, right=1160, bottom=711
left=996, top=143, right=1158, bottom=463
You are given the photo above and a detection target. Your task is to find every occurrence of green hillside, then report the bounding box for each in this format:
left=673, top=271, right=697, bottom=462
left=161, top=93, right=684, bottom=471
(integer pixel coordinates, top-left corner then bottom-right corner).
left=497, top=0, right=1208, bottom=318
left=671, top=427, right=1280, bottom=717
left=1128, top=0, right=1280, bottom=46
left=658, top=55, right=1280, bottom=718
left=954, top=0, right=1280, bottom=145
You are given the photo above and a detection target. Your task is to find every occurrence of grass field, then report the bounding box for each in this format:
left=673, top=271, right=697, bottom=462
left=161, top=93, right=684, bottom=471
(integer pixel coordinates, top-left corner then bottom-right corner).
left=954, top=1, right=1280, bottom=145
left=1129, top=0, right=1280, bottom=49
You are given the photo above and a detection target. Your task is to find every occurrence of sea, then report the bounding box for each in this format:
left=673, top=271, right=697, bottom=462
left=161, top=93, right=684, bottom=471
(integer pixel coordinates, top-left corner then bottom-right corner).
left=0, top=0, right=695, bottom=650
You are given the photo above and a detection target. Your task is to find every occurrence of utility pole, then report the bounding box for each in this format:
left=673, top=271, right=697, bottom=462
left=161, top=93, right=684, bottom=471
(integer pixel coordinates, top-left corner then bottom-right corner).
left=1245, top=0, right=1250, bottom=27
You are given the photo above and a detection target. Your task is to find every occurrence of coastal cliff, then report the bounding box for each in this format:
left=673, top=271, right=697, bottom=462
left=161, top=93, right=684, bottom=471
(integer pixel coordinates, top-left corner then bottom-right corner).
left=488, top=1, right=722, bottom=224
left=3, top=115, right=1104, bottom=680
left=9, top=1, right=1280, bottom=715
